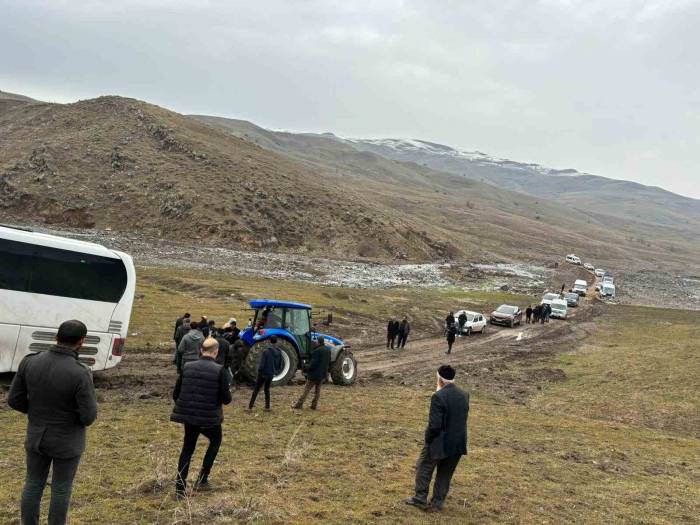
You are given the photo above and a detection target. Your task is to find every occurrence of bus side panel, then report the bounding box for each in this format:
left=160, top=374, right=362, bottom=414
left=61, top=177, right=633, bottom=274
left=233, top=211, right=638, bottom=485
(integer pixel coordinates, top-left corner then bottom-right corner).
left=11, top=326, right=112, bottom=371
left=110, top=251, right=136, bottom=340
left=0, top=323, right=21, bottom=373
left=0, top=289, right=116, bottom=333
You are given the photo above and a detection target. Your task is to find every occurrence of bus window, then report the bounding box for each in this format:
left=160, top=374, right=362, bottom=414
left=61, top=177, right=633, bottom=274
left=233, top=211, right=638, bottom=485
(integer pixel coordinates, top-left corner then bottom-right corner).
left=0, top=238, right=128, bottom=303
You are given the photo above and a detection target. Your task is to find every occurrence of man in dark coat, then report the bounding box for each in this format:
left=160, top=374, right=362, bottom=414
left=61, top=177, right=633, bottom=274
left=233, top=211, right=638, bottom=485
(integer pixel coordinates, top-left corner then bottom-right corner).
left=229, top=340, right=246, bottom=390
left=174, top=316, right=191, bottom=348
left=8, top=320, right=98, bottom=525
left=457, top=312, right=468, bottom=334
left=406, top=365, right=469, bottom=512
left=532, top=304, right=541, bottom=324
left=397, top=316, right=411, bottom=349
left=248, top=336, right=283, bottom=411
left=445, top=312, right=456, bottom=330
left=525, top=305, right=533, bottom=324
left=386, top=318, right=399, bottom=349
left=171, top=337, right=231, bottom=498
left=213, top=329, right=232, bottom=382
left=445, top=324, right=457, bottom=354
left=174, top=312, right=190, bottom=343
left=293, top=336, right=331, bottom=410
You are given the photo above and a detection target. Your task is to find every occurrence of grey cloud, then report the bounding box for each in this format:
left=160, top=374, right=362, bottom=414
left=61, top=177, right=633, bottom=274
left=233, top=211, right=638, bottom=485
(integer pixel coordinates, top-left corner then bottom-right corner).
left=0, top=0, right=698, bottom=197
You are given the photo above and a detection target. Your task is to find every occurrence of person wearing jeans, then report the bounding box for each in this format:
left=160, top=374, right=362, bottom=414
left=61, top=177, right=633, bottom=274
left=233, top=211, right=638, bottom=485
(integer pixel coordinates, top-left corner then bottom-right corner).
left=8, top=320, right=98, bottom=525
left=171, top=337, right=231, bottom=498
left=248, top=336, right=282, bottom=411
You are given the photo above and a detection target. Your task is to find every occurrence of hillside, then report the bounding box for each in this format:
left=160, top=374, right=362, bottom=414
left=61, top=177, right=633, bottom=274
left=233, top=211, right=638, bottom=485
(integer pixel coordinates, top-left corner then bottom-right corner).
left=2, top=94, right=699, bottom=268
left=0, top=89, right=36, bottom=102
left=0, top=96, right=464, bottom=260
left=191, top=115, right=700, bottom=271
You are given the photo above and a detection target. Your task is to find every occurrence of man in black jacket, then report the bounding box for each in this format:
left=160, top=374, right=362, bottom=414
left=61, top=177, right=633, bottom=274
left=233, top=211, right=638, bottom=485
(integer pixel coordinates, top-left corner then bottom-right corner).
left=406, top=365, right=469, bottom=512
left=293, top=336, right=331, bottom=410
left=8, top=320, right=98, bottom=525
left=171, top=337, right=231, bottom=498
left=248, top=336, right=283, bottom=411
left=386, top=318, right=399, bottom=349
left=173, top=312, right=190, bottom=343
left=397, top=316, right=411, bottom=349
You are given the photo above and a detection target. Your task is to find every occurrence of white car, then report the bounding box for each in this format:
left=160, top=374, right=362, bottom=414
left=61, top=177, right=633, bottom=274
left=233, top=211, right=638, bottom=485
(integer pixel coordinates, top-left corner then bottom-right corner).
left=550, top=299, right=568, bottom=319
left=541, top=292, right=561, bottom=306
left=572, top=279, right=588, bottom=296
left=454, top=310, right=487, bottom=335
left=603, top=275, right=614, bottom=285
left=583, top=263, right=595, bottom=271
left=600, top=283, right=616, bottom=298
left=566, top=254, right=581, bottom=265
left=595, top=268, right=606, bottom=277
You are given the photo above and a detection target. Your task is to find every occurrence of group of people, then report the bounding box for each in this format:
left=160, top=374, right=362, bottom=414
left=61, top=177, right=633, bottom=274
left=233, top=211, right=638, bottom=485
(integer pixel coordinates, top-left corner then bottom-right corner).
left=386, top=315, right=411, bottom=349
left=8, top=316, right=470, bottom=523
left=525, top=303, right=551, bottom=324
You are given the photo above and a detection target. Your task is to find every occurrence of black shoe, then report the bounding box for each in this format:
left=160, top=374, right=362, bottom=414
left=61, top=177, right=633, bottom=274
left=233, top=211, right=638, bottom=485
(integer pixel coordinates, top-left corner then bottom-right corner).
left=194, top=479, right=211, bottom=492
left=404, top=497, right=428, bottom=510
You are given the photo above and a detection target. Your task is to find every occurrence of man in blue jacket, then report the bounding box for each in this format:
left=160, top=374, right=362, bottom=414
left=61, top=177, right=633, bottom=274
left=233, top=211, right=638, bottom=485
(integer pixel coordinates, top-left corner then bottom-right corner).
left=405, top=365, right=469, bottom=512
left=171, top=337, right=231, bottom=498
left=8, top=320, right=97, bottom=525
left=248, top=335, right=283, bottom=411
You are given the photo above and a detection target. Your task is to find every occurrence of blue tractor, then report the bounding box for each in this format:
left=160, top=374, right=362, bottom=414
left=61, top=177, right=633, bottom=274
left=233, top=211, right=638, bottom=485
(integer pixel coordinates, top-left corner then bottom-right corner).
left=240, top=299, right=357, bottom=387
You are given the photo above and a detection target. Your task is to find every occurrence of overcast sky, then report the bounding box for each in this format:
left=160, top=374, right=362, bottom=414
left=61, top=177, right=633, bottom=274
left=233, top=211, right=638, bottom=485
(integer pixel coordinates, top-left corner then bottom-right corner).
left=1, top=0, right=698, bottom=198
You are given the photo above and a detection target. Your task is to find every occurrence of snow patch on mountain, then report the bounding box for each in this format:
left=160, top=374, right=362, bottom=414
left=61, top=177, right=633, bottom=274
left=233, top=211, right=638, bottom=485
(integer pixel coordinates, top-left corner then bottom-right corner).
left=346, top=138, right=581, bottom=177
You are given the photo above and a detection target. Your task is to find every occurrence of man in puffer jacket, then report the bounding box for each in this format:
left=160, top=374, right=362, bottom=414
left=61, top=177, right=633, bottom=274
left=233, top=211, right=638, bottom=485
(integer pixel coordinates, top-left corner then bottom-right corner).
left=171, top=337, right=231, bottom=498
left=247, top=336, right=283, bottom=411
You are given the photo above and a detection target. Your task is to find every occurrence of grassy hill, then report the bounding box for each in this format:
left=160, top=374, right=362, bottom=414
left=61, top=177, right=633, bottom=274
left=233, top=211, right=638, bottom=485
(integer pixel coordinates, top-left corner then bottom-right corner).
left=1, top=93, right=699, bottom=269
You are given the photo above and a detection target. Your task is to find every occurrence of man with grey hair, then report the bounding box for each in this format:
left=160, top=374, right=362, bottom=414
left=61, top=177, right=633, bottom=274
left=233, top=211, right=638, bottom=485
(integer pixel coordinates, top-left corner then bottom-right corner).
left=405, top=365, right=469, bottom=512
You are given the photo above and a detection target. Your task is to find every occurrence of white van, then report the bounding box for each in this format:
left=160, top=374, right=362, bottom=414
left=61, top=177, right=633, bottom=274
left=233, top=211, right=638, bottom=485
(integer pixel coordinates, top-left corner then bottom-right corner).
left=600, top=283, right=616, bottom=298
left=0, top=225, right=136, bottom=372
left=550, top=299, right=568, bottom=319
left=566, top=254, right=581, bottom=265
left=573, top=279, right=588, bottom=296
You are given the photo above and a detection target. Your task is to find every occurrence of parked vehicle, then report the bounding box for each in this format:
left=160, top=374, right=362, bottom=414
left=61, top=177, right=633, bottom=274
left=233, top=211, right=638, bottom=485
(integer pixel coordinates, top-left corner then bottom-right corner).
left=600, top=283, right=616, bottom=298
left=489, top=305, right=523, bottom=328
left=0, top=224, right=135, bottom=373
left=583, top=263, right=595, bottom=271
left=603, top=275, right=614, bottom=285
left=541, top=292, right=561, bottom=306
left=550, top=299, right=568, bottom=319
left=572, top=279, right=588, bottom=296
left=566, top=254, right=581, bottom=265
left=454, top=310, right=487, bottom=335
left=595, top=268, right=606, bottom=277
left=239, top=299, right=357, bottom=387
left=564, top=292, right=580, bottom=307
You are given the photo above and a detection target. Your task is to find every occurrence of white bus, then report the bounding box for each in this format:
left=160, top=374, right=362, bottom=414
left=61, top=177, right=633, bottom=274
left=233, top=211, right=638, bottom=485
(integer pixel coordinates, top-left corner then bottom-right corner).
left=0, top=225, right=136, bottom=373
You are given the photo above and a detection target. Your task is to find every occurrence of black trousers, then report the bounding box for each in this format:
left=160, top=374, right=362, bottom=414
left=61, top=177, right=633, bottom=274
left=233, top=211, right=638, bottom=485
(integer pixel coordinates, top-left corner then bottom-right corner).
left=387, top=334, right=397, bottom=348
left=22, top=451, right=81, bottom=525
left=397, top=333, right=408, bottom=348
left=249, top=374, right=273, bottom=409
left=176, top=424, right=222, bottom=492
left=414, top=444, right=462, bottom=508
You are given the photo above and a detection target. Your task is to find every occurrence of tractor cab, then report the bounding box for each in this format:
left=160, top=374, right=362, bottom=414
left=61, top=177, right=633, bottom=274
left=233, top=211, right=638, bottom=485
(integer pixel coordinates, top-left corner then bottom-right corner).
left=247, top=300, right=313, bottom=357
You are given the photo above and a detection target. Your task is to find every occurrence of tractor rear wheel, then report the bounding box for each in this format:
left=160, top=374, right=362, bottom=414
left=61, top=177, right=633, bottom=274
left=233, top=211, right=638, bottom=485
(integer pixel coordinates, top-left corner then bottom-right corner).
left=242, top=339, right=299, bottom=386
left=330, top=351, right=357, bottom=386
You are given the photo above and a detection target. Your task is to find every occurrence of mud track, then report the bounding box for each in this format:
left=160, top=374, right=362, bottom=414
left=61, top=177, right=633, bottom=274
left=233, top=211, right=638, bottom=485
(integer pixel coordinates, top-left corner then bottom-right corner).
left=92, top=293, right=604, bottom=404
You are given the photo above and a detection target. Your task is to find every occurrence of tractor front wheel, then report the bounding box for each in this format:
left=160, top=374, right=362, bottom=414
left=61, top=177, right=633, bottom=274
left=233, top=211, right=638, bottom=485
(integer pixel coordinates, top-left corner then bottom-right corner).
left=330, top=351, right=357, bottom=386
left=242, top=339, right=299, bottom=386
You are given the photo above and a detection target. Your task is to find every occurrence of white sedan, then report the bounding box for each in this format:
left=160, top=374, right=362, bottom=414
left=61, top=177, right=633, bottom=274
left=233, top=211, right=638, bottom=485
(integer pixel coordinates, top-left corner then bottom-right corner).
left=454, top=310, right=487, bottom=335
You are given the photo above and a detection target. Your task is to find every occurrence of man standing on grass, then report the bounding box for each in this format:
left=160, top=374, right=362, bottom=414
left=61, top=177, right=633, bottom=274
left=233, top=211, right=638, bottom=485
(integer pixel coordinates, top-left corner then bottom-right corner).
left=8, top=320, right=97, bottom=525
left=248, top=335, right=283, bottom=411
left=293, top=336, right=331, bottom=410
left=171, top=337, right=231, bottom=499
left=397, top=315, right=411, bottom=349
left=386, top=317, right=399, bottom=349
left=405, top=365, right=469, bottom=512
left=176, top=321, right=204, bottom=373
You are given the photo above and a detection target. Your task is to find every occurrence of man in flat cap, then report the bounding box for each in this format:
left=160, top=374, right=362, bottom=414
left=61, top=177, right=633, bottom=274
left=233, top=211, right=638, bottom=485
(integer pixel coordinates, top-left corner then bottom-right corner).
left=405, top=365, right=470, bottom=512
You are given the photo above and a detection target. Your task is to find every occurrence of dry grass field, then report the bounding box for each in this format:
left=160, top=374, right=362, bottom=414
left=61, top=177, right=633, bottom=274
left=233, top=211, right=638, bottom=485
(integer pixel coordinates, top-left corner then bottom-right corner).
left=0, top=270, right=698, bottom=524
